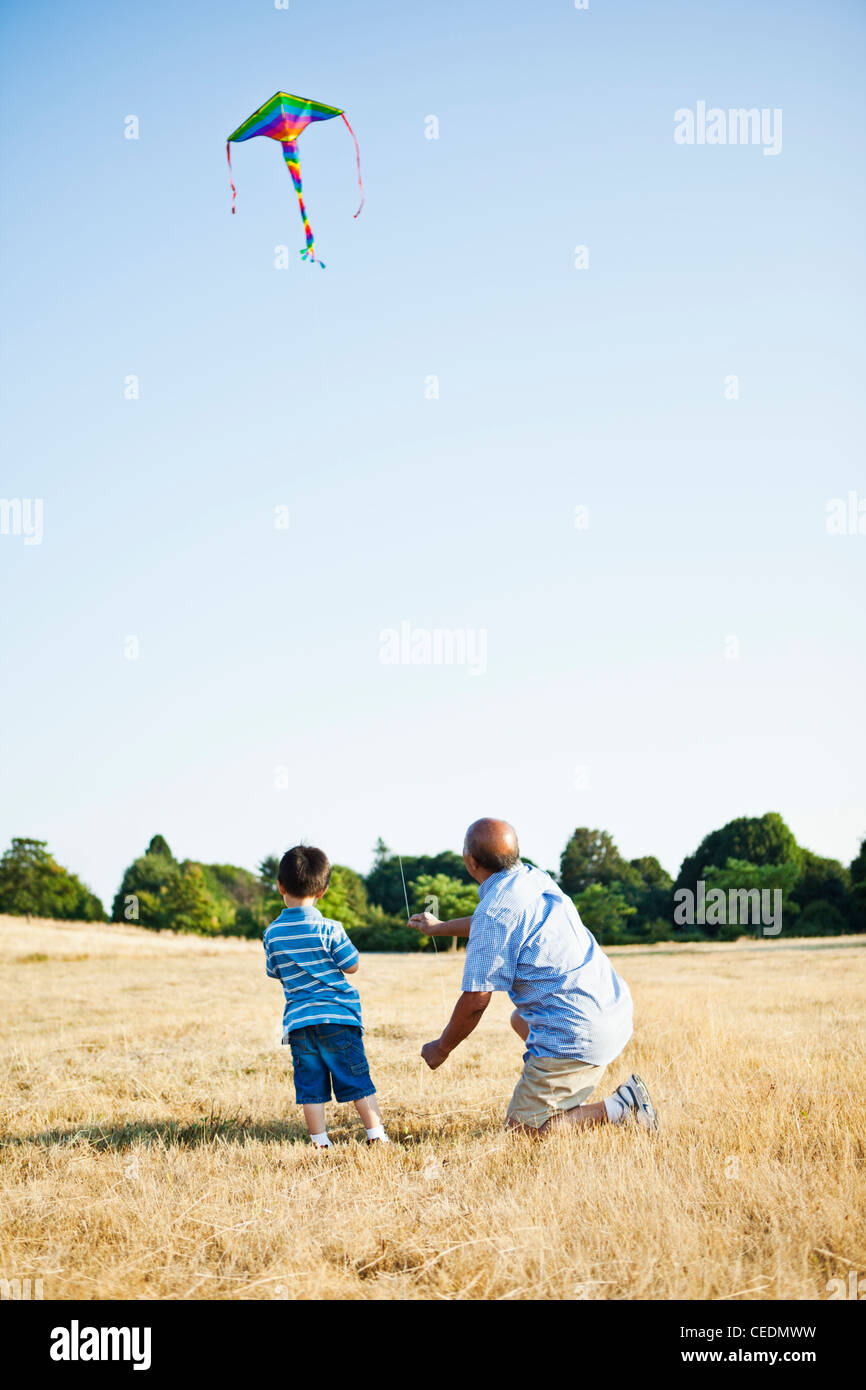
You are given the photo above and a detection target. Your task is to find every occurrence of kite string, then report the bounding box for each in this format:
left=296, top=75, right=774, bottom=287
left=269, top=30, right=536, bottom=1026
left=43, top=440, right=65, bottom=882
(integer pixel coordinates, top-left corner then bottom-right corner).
left=340, top=113, right=365, bottom=219
left=399, top=854, right=448, bottom=1016
left=226, top=141, right=237, bottom=213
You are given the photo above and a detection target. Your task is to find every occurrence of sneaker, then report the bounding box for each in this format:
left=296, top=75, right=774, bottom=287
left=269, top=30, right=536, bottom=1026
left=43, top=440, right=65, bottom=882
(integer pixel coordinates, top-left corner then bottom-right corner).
left=613, top=1073, right=659, bottom=1131
left=366, top=1135, right=391, bottom=1145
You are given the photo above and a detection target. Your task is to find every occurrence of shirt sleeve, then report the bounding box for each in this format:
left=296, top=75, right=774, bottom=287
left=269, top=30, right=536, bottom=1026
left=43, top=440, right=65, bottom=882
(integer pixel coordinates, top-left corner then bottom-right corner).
left=263, top=936, right=278, bottom=979
left=461, top=909, right=517, bottom=993
left=327, top=921, right=360, bottom=972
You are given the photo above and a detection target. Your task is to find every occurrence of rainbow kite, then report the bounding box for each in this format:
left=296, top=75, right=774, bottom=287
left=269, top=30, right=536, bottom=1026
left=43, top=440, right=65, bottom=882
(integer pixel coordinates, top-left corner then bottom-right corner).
left=226, top=91, right=363, bottom=269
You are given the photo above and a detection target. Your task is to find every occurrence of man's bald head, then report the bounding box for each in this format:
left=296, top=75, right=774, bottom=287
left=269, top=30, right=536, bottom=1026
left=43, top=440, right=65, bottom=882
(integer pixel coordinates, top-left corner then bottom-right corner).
left=463, top=818, right=520, bottom=879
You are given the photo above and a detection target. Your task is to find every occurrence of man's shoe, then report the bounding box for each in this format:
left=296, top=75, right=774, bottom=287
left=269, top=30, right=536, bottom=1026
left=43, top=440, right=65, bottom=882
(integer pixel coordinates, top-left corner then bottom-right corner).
left=613, top=1073, right=659, bottom=1131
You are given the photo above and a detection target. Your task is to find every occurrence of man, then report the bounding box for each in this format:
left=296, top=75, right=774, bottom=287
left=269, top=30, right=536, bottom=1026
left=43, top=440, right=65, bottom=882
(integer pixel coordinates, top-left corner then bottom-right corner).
left=409, top=818, right=658, bottom=1135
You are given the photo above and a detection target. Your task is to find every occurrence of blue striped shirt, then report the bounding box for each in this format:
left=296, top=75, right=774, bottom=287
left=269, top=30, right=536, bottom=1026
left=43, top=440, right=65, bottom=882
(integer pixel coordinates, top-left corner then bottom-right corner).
left=263, top=906, right=362, bottom=1040
left=461, top=863, right=633, bottom=1064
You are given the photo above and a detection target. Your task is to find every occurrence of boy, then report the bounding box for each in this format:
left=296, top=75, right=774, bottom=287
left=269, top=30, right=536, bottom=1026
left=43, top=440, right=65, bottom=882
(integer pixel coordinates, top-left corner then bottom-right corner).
left=264, top=844, right=389, bottom=1148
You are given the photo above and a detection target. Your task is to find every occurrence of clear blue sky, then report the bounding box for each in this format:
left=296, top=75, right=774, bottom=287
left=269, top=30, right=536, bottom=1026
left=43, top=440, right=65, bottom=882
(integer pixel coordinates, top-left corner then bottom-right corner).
left=1, top=0, right=864, bottom=908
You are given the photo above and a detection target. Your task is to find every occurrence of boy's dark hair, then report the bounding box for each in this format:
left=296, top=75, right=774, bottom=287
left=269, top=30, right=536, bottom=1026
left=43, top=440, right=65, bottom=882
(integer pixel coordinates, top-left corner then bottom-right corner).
left=277, top=845, right=331, bottom=898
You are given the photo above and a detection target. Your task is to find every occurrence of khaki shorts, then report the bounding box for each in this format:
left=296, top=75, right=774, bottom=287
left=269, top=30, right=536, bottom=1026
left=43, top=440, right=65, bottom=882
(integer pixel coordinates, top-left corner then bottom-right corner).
left=506, top=1055, right=607, bottom=1130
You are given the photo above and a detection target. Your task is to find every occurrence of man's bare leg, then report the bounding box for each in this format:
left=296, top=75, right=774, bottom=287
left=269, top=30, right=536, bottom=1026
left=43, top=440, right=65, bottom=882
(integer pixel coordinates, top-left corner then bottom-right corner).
left=505, top=1100, right=609, bottom=1138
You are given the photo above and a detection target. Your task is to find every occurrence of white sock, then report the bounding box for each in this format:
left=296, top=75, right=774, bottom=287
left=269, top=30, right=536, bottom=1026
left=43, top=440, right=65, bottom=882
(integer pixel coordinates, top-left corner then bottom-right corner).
left=604, top=1093, right=629, bottom=1125
left=310, top=1131, right=331, bottom=1148
left=365, top=1125, right=389, bottom=1142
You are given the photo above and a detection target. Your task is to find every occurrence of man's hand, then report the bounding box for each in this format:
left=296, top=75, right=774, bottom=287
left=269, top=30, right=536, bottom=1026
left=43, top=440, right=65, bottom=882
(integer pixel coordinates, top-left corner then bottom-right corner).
left=409, top=910, right=442, bottom=934
left=420, top=1038, right=450, bottom=1070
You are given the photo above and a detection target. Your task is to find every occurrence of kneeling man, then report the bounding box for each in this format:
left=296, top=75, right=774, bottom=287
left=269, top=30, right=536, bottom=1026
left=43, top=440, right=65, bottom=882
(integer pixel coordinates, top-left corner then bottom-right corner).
left=411, top=818, right=658, bottom=1135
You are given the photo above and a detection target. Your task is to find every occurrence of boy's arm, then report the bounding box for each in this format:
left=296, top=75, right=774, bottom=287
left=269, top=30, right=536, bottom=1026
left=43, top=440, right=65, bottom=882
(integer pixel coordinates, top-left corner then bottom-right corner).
left=328, top=923, right=360, bottom=975
left=408, top=912, right=473, bottom=937
left=263, top=937, right=278, bottom=979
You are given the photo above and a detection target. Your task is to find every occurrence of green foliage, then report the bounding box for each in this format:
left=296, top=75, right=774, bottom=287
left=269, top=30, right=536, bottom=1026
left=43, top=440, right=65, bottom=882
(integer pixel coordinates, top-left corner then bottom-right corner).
left=700, top=858, right=800, bottom=939
left=318, top=865, right=369, bottom=930
left=848, top=838, right=866, bottom=930
left=791, top=850, right=851, bottom=925
left=676, top=813, right=801, bottom=897
left=0, top=838, right=105, bottom=922
left=164, top=862, right=221, bottom=934
left=112, top=837, right=271, bottom=936
left=796, top=899, right=851, bottom=936
left=560, top=831, right=673, bottom=938
left=346, top=903, right=431, bottom=953
left=573, top=883, right=636, bottom=945
left=365, top=843, right=473, bottom=915
left=408, top=872, right=479, bottom=920
left=257, top=855, right=279, bottom=886
left=560, top=828, right=628, bottom=896
left=850, top=880, right=866, bottom=932
left=11, top=816, right=861, bottom=948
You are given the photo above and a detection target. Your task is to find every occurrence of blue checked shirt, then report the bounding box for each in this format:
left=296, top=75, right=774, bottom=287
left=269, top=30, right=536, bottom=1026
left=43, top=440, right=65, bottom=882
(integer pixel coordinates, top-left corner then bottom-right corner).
left=264, top=906, right=362, bottom=1040
left=461, top=864, right=633, bottom=1064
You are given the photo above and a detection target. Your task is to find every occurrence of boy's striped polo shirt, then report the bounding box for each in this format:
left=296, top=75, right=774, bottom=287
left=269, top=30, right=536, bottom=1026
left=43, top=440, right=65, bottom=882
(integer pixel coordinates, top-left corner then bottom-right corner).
left=263, top=905, right=362, bottom=1040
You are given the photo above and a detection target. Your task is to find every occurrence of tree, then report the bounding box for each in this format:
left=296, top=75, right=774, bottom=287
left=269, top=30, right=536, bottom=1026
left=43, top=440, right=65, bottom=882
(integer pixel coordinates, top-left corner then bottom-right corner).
left=257, top=855, right=279, bottom=886
left=113, top=837, right=272, bottom=934
left=0, top=838, right=105, bottom=921
left=347, top=903, right=430, bottom=953
left=318, top=866, right=369, bottom=930
left=559, top=829, right=629, bottom=897
left=112, top=842, right=179, bottom=928
left=621, top=856, right=674, bottom=933
left=797, top=900, right=850, bottom=936
left=409, top=872, right=479, bottom=951
left=848, top=838, right=866, bottom=931
left=365, top=847, right=472, bottom=915
left=699, top=858, right=800, bottom=939
left=163, top=862, right=221, bottom=934
left=676, top=813, right=802, bottom=898
left=791, top=851, right=851, bottom=925
left=573, top=883, right=636, bottom=945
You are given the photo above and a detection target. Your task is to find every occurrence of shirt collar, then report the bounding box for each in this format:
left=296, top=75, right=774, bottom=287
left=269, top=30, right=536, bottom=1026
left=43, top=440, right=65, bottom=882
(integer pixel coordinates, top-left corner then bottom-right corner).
left=477, top=863, right=523, bottom=901
left=278, top=905, right=324, bottom=922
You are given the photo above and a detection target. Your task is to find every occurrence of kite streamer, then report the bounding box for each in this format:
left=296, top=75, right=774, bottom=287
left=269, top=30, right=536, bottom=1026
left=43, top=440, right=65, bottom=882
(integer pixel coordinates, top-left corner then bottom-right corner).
left=226, top=91, right=363, bottom=267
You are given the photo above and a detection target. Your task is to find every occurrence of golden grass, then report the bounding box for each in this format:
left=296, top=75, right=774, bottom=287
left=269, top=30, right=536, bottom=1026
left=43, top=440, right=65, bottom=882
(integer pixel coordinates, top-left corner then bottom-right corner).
left=1, top=915, right=864, bottom=1301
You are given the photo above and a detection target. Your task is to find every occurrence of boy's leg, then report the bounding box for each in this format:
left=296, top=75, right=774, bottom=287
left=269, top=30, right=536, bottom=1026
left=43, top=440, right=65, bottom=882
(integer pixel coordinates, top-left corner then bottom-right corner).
left=353, top=1093, right=390, bottom=1143
left=302, top=1102, right=328, bottom=1143
left=353, top=1093, right=383, bottom=1130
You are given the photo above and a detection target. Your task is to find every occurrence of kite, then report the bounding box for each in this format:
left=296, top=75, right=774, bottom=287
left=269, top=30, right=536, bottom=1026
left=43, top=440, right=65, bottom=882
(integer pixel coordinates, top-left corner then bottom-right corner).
left=226, top=91, right=363, bottom=269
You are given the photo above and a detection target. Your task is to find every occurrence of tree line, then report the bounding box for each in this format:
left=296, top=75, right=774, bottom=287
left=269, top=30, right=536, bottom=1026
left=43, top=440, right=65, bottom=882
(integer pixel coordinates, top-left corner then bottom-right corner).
left=1, top=812, right=864, bottom=948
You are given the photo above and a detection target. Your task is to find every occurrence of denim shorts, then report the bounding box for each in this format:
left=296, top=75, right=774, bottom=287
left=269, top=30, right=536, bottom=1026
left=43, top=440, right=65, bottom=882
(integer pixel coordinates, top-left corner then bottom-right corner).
left=288, top=1023, right=374, bottom=1105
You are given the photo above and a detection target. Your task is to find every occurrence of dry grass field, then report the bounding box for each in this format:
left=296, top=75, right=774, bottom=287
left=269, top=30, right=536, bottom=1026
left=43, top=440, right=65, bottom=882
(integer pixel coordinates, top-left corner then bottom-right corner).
left=1, top=915, right=864, bottom=1301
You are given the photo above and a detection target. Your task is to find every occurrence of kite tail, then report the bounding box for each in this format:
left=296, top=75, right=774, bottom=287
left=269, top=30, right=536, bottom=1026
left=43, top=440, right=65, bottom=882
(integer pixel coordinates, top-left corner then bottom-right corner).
left=340, top=113, right=365, bottom=218
left=282, top=141, right=325, bottom=268
left=226, top=141, right=237, bottom=213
